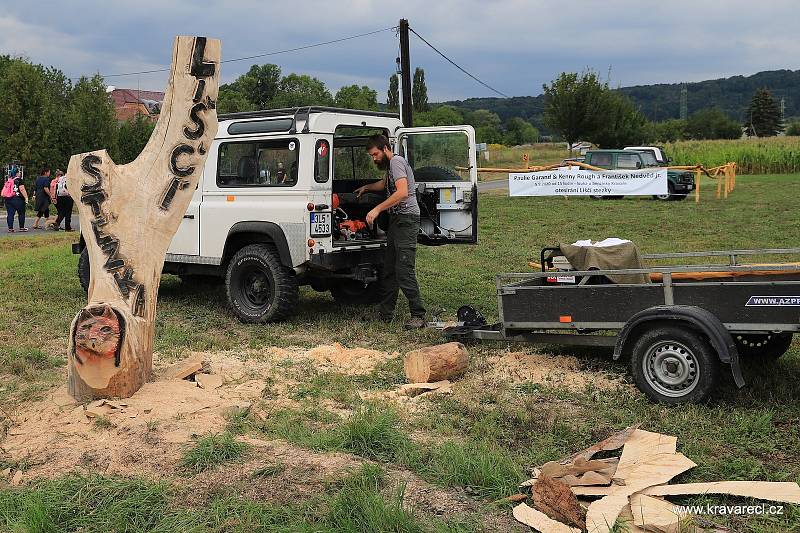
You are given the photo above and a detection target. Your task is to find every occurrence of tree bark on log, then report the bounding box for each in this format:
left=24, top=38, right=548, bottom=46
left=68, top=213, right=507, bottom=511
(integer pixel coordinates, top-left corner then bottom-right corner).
left=66, top=36, right=220, bottom=401
left=403, top=342, right=469, bottom=383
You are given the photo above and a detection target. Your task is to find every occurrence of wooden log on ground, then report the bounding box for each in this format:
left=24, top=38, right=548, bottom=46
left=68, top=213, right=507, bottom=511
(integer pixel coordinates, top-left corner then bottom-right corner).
left=532, top=473, right=587, bottom=530
left=403, top=342, right=468, bottom=383
left=66, top=36, right=220, bottom=401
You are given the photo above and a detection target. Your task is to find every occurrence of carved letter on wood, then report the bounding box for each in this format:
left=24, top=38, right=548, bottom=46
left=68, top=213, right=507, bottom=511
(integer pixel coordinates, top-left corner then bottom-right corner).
left=67, top=36, right=220, bottom=400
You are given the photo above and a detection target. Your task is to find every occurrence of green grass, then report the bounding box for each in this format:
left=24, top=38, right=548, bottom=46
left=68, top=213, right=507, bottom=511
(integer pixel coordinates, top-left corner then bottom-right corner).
left=1, top=174, right=799, bottom=529
left=0, top=468, right=477, bottom=533
left=179, top=432, right=250, bottom=475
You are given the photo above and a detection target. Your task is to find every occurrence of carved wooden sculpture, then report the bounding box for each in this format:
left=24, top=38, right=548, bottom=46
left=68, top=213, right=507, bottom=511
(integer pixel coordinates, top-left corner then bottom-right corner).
left=67, top=36, right=220, bottom=400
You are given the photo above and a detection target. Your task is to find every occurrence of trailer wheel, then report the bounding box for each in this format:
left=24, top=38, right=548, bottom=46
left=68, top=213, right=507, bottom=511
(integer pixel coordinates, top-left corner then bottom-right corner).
left=734, top=332, right=793, bottom=361
left=630, top=325, right=719, bottom=404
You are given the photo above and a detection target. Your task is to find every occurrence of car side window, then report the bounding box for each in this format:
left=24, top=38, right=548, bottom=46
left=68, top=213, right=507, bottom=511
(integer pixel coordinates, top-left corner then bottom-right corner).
left=617, top=153, right=640, bottom=169
left=217, top=138, right=299, bottom=188
left=314, top=139, right=330, bottom=183
left=592, top=153, right=612, bottom=167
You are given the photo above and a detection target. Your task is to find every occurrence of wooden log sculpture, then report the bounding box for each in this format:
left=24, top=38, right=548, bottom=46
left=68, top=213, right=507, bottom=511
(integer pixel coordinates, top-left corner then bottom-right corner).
left=403, top=342, right=469, bottom=383
left=66, top=36, right=220, bottom=400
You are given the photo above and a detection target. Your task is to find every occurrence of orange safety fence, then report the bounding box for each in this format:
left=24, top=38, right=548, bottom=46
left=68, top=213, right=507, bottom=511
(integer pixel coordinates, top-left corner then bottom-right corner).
left=667, top=162, right=737, bottom=203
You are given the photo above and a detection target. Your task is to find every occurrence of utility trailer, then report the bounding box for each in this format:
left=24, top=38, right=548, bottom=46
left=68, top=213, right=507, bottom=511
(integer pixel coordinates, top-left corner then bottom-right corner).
left=445, top=248, right=800, bottom=404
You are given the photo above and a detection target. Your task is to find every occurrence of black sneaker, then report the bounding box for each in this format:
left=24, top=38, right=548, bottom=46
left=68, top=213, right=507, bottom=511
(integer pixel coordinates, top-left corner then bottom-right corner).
left=404, top=316, right=426, bottom=330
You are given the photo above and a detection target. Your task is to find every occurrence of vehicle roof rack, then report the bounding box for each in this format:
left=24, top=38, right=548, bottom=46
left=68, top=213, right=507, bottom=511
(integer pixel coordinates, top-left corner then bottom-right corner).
left=218, top=106, right=400, bottom=122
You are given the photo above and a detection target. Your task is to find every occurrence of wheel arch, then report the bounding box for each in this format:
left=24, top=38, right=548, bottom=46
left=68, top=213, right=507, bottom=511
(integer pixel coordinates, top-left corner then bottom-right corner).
left=614, top=305, right=744, bottom=388
left=224, top=222, right=293, bottom=269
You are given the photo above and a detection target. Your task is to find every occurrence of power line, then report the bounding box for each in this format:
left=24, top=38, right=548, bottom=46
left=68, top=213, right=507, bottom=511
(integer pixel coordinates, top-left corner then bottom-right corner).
left=407, top=26, right=509, bottom=98
left=71, top=26, right=397, bottom=81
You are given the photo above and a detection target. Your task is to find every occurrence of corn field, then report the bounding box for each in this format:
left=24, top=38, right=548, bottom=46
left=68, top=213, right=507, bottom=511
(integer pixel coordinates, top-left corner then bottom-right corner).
left=666, top=136, right=800, bottom=174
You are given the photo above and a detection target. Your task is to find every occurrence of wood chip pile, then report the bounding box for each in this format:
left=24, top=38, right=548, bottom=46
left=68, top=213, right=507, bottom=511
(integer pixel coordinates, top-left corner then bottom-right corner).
left=511, top=425, right=800, bottom=532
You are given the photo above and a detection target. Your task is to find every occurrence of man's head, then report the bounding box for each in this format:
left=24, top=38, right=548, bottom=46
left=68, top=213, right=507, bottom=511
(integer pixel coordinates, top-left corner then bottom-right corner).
left=41, top=168, right=51, bottom=177
left=366, top=134, right=392, bottom=170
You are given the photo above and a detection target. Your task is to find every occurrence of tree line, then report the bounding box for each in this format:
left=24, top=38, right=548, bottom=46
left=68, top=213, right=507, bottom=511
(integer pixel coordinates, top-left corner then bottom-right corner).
left=2, top=53, right=795, bottom=187
left=0, top=56, right=155, bottom=180
left=541, top=71, right=789, bottom=148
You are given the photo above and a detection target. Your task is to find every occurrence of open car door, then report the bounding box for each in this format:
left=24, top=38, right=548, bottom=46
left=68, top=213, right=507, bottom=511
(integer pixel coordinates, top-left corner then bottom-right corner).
left=395, top=125, right=478, bottom=245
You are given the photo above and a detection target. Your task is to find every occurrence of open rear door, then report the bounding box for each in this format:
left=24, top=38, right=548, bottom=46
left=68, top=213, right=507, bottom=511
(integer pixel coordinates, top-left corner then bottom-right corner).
left=395, top=125, right=478, bottom=245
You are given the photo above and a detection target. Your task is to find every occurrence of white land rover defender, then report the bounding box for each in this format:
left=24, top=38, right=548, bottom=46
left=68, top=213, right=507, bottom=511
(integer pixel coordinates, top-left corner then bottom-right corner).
left=74, top=107, right=478, bottom=322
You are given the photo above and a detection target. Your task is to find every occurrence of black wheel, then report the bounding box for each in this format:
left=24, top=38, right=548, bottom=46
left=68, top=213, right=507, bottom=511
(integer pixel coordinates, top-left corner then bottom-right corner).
left=654, top=183, right=674, bottom=201
left=413, top=165, right=462, bottom=182
left=225, top=244, right=298, bottom=323
left=630, top=325, right=719, bottom=404
left=330, top=280, right=381, bottom=305
left=734, top=332, right=793, bottom=360
left=78, top=248, right=90, bottom=293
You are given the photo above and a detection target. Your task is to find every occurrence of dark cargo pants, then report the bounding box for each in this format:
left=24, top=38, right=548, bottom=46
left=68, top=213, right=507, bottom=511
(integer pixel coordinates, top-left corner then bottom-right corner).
left=379, top=214, right=425, bottom=319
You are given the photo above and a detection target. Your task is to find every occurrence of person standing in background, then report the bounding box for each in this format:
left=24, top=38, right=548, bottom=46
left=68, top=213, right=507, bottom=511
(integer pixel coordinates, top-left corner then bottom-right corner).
left=32, top=168, right=52, bottom=229
left=51, top=169, right=74, bottom=231
left=3, top=166, right=28, bottom=232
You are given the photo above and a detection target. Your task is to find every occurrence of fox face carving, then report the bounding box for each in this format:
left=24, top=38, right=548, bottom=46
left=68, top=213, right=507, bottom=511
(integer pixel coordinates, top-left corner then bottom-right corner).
left=73, top=304, right=122, bottom=366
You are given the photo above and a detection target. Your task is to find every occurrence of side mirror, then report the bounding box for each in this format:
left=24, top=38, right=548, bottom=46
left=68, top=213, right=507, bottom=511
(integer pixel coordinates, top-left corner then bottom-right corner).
left=636, top=161, right=642, bottom=169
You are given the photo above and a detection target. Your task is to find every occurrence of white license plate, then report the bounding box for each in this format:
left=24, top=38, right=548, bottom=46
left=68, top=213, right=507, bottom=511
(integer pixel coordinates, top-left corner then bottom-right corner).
left=310, top=212, right=332, bottom=236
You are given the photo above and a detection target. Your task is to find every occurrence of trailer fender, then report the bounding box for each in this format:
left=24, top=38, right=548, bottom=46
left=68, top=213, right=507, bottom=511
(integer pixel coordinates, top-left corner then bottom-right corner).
left=613, top=305, right=744, bottom=388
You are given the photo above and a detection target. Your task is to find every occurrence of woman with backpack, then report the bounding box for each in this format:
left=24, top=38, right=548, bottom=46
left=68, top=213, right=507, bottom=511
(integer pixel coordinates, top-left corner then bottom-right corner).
left=3, top=166, right=29, bottom=232
left=51, top=169, right=73, bottom=231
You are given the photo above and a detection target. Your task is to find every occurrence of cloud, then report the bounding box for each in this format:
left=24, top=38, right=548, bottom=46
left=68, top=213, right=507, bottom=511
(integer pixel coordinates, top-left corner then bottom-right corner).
left=0, top=0, right=797, bottom=101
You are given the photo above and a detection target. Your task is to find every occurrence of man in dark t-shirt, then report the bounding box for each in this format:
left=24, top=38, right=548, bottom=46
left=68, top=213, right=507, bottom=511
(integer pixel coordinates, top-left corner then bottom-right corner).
left=355, top=134, right=425, bottom=329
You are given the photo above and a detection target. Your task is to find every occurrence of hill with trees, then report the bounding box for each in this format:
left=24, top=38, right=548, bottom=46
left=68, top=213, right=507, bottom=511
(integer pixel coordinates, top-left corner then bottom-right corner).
left=442, top=69, right=800, bottom=135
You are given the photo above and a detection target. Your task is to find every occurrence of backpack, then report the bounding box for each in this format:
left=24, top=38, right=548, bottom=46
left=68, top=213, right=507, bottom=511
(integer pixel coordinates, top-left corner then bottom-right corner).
left=56, top=175, right=69, bottom=197
left=1, top=178, right=14, bottom=199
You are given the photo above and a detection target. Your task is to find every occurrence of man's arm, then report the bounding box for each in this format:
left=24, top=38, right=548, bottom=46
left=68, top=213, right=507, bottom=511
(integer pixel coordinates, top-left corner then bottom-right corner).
left=354, top=177, right=385, bottom=197
left=366, top=177, right=408, bottom=226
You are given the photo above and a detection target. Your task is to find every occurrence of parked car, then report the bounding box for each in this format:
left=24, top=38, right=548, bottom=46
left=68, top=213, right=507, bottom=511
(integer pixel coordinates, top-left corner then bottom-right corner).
left=583, top=149, right=695, bottom=201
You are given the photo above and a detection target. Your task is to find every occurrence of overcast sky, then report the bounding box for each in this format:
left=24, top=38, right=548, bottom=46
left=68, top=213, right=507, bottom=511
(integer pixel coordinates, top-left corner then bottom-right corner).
left=0, top=0, right=797, bottom=102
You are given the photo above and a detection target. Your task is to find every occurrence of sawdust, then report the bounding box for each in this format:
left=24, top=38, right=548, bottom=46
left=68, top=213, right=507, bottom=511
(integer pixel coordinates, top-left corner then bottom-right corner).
left=488, top=351, right=628, bottom=392
left=266, top=342, right=398, bottom=375
left=0, top=343, right=399, bottom=482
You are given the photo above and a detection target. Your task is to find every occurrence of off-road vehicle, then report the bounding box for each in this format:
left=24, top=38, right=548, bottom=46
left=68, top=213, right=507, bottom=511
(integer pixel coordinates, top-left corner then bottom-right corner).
left=74, top=107, right=478, bottom=322
left=584, top=149, right=695, bottom=200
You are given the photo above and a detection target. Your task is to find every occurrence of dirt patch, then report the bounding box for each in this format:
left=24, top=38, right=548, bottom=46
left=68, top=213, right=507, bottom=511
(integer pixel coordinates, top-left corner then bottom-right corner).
left=267, top=342, right=398, bottom=375
left=487, top=350, right=629, bottom=392
left=0, top=344, right=401, bottom=482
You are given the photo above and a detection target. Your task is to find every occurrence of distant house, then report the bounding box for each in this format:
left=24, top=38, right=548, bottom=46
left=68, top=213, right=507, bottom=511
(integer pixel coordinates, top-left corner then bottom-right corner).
left=109, top=88, right=165, bottom=122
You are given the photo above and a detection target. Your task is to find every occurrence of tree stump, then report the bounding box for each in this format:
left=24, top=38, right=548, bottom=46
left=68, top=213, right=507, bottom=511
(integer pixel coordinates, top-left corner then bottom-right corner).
left=403, top=342, right=469, bottom=383
left=66, top=36, right=220, bottom=401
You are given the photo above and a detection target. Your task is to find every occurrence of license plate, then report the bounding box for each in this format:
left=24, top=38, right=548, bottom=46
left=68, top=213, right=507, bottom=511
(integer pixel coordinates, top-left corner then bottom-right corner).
left=310, top=212, right=332, bottom=236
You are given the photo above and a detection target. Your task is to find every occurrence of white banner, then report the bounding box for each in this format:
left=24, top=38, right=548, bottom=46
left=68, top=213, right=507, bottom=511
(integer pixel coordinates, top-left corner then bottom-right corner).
left=509, top=167, right=668, bottom=197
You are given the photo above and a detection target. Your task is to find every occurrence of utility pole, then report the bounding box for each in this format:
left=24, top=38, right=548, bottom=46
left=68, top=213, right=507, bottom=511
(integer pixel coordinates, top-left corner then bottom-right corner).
left=399, top=18, right=413, bottom=127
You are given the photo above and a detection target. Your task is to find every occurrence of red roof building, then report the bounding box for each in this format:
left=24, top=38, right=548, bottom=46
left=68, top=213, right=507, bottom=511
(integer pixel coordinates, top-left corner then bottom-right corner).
left=110, top=88, right=165, bottom=122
